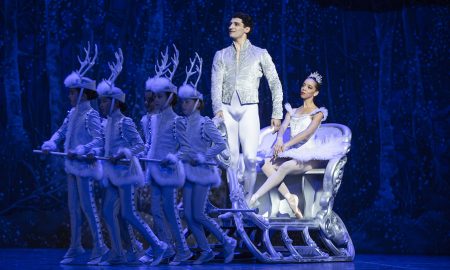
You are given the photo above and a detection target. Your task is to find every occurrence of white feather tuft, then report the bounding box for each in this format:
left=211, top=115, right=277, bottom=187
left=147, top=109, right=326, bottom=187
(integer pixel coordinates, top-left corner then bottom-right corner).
left=64, top=71, right=96, bottom=90
left=145, top=77, right=176, bottom=93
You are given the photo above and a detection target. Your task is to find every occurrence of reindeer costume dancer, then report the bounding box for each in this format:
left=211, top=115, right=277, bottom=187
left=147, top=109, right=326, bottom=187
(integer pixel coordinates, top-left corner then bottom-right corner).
left=41, top=43, right=108, bottom=265
left=145, top=46, right=192, bottom=265
left=97, top=49, right=167, bottom=266
left=128, top=50, right=161, bottom=265
left=178, top=53, right=237, bottom=264
left=139, top=46, right=179, bottom=261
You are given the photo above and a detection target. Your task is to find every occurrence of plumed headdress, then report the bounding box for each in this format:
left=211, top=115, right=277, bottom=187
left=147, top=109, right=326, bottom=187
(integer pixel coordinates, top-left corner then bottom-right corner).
left=178, top=52, right=203, bottom=100
left=97, top=48, right=126, bottom=103
left=145, top=45, right=179, bottom=94
left=64, top=42, right=98, bottom=91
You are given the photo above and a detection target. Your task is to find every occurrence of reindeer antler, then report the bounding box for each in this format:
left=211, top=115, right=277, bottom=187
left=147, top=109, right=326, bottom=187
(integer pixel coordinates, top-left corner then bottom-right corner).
left=154, top=47, right=170, bottom=78
left=76, top=42, right=98, bottom=76
left=107, top=48, right=124, bottom=84
left=193, top=53, right=203, bottom=88
left=183, top=53, right=202, bottom=87
left=166, top=44, right=179, bottom=80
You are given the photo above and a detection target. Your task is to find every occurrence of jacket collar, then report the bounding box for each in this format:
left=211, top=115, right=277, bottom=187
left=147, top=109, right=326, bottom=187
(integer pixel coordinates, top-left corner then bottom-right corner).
left=232, top=39, right=251, bottom=53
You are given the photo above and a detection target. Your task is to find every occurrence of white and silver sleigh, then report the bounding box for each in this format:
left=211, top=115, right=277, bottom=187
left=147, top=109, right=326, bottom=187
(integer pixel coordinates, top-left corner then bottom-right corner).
left=210, top=123, right=355, bottom=263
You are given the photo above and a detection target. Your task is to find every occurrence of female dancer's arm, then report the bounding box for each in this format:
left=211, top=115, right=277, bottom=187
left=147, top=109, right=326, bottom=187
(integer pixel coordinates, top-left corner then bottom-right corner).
left=282, top=112, right=324, bottom=151
left=273, top=112, right=291, bottom=156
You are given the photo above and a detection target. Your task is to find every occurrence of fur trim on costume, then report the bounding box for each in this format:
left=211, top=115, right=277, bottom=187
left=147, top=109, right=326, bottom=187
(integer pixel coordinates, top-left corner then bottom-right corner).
left=64, top=71, right=96, bottom=91
left=103, top=147, right=145, bottom=187
left=166, top=153, right=179, bottom=164
left=149, top=160, right=186, bottom=187
left=184, top=163, right=221, bottom=187
left=178, top=84, right=203, bottom=100
left=97, top=80, right=126, bottom=102
left=65, top=159, right=103, bottom=180
left=145, top=77, right=177, bottom=93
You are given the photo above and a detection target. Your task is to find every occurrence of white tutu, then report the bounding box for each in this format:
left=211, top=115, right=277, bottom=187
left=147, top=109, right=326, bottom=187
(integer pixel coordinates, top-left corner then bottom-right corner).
left=278, top=136, right=346, bottom=161
left=259, top=104, right=347, bottom=162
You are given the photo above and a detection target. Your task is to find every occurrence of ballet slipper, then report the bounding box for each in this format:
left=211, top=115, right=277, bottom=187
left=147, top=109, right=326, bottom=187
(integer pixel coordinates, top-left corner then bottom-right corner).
left=287, top=194, right=303, bottom=219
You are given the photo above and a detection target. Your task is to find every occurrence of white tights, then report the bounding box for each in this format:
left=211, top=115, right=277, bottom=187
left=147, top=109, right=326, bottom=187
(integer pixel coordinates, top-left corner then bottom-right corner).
left=223, top=92, right=260, bottom=198
left=252, top=158, right=314, bottom=202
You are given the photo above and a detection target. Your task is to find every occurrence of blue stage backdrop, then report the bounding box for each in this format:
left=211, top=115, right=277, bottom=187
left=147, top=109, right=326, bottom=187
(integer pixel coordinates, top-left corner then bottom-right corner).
left=0, top=0, right=448, bottom=254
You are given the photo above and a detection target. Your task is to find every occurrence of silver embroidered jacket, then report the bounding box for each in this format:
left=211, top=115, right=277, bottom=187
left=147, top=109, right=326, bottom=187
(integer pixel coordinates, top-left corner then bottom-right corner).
left=211, top=40, right=283, bottom=119
left=48, top=101, right=103, bottom=179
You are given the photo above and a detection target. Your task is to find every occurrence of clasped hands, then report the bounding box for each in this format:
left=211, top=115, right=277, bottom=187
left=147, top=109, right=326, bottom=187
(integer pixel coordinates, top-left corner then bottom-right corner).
left=273, top=138, right=288, bottom=158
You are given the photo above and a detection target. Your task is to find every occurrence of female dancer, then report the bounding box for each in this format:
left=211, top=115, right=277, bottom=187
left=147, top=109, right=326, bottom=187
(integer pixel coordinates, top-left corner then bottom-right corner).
left=248, top=72, right=331, bottom=219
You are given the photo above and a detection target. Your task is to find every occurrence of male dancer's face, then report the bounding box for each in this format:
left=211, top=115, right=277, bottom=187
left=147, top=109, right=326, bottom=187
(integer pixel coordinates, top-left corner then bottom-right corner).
left=229, top=18, right=250, bottom=40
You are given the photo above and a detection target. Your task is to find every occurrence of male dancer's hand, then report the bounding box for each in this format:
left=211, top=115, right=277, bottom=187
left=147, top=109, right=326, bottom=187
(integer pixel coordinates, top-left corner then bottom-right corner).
left=215, top=111, right=224, bottom=119
left=271, top=118, right=281, bottom=133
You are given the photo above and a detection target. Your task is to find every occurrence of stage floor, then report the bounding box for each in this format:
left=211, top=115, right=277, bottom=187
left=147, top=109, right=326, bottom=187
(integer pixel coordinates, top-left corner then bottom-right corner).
left=0, top=249, right=449, bottom=270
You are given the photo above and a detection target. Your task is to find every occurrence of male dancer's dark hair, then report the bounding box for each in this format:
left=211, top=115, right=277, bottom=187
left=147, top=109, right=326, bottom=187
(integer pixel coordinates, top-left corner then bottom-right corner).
left=232, top=12, right=253, bottom=34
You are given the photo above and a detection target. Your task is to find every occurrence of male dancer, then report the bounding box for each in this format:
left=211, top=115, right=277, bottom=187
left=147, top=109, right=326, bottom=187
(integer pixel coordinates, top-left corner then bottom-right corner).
left=211, top=12, right=283, bottom=199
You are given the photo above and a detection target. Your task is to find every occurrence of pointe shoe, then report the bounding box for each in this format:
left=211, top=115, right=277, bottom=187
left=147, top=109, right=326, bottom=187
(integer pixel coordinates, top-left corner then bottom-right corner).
left=247, top=196, right=260, bottom=208
left=287, top=194, right=303, bottom=219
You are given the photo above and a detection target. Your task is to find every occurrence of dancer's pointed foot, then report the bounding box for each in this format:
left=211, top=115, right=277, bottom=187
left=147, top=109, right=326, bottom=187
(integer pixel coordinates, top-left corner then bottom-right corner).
left=287, top=194, right=303, bottom=219
left=247, top=195, right=260, bottom=209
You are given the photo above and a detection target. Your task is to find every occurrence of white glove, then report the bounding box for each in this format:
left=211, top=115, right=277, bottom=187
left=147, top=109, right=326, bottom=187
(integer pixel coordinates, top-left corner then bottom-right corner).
left=195, top=153, right=206, bottom=164
left=41, top=140, right=57, bottom=151
left=164, top=153, right=179, bottom=165
left=73, top=145, right=86, bottom=155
